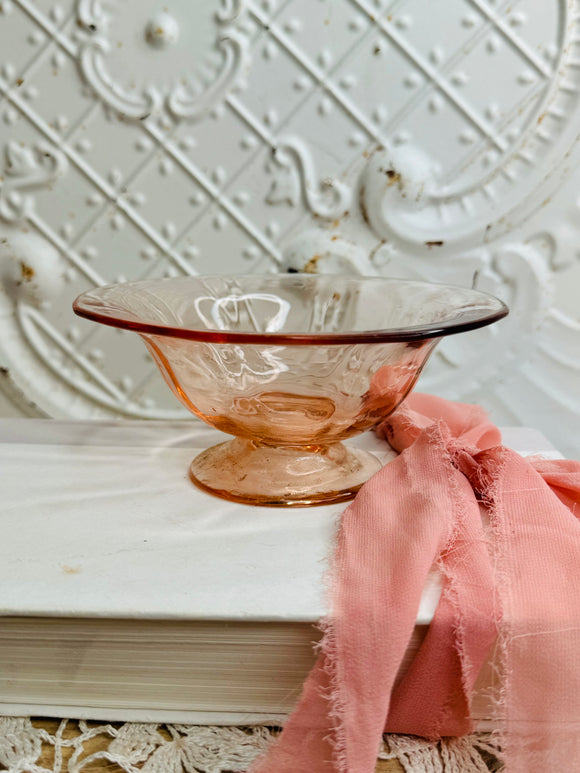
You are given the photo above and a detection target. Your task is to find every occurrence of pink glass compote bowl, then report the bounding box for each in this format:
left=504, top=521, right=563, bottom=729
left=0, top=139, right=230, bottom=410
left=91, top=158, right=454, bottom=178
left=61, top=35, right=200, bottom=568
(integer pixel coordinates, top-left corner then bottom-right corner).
left=73, top=275, right=507, bottom=507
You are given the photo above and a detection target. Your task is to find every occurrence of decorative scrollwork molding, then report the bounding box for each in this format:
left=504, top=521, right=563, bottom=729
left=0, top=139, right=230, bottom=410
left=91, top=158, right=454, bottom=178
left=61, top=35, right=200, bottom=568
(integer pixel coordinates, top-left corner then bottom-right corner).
left=355, top=0, right=580, bottom=249
left=267, top=139, right=352, bottom=221
left=0, top=228, right=66, bottom=418
left=167, top=33, right=248, bottom=121
left=422, top=241, right=553, bottom=396
left=0, top=0, right=577, bottom=455
left=75, top=0, right=251, bottom=121
left=281, top=229, right=375, bottom=276
left=0, top=142, right=68, bottom=224
left=0, top=229, right=64, bottom=309
left=216, top=0, right=244, bottom=24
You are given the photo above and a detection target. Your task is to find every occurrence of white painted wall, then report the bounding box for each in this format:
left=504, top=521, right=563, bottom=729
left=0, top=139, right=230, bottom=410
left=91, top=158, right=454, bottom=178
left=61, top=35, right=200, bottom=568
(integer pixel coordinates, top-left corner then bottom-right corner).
left=0, top=0, right=579, bottom=458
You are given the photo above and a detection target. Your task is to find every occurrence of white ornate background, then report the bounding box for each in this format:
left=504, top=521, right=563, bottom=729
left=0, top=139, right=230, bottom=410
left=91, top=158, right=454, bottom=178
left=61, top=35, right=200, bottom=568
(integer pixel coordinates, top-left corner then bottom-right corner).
left=0, top=0, right=578, bottom=457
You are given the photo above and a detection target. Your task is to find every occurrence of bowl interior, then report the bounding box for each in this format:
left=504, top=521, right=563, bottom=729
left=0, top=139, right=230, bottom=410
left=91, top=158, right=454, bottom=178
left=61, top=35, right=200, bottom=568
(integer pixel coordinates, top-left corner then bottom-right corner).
left=72, top=275, right=509, bottom=505
left=73, top=275, right=508, bottom=343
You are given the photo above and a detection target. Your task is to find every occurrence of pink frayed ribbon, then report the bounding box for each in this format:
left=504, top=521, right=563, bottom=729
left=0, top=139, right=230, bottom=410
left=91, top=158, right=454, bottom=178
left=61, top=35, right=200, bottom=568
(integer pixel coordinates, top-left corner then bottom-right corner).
left=249, top=394, right=580, bottom=772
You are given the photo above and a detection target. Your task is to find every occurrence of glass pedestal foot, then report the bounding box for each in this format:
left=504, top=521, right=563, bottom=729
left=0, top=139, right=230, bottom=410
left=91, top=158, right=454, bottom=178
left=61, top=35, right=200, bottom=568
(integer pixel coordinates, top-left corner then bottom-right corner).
left=189, top=437, right=382, bottom=507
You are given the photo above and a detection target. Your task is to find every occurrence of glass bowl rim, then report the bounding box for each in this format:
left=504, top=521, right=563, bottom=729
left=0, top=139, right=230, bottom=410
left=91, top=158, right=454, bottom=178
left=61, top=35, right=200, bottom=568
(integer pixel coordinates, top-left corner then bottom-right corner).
left=73, top=274, right=509, bottom=345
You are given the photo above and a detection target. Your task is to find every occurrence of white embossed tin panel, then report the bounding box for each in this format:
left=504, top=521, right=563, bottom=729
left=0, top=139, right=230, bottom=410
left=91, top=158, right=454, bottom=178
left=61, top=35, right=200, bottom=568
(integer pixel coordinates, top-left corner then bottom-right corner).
left=0, top=0, right=578, bottom=458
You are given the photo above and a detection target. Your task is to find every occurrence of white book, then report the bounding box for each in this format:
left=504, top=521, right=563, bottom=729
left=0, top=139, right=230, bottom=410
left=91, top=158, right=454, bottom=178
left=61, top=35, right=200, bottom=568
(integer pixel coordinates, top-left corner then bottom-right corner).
left=0, top=419, right=559, bottom=725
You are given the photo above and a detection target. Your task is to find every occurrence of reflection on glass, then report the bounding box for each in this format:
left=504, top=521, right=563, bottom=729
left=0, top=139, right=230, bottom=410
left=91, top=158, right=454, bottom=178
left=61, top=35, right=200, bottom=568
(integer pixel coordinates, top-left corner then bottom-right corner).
left=74, top=275, right=508, bottom=507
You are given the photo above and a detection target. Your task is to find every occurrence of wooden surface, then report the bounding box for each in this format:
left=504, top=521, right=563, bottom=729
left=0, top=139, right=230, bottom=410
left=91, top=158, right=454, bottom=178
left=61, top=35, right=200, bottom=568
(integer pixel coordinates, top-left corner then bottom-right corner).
left=375, top=761, right=405, bottom=772
left=31, top=719, right=404, bottom=772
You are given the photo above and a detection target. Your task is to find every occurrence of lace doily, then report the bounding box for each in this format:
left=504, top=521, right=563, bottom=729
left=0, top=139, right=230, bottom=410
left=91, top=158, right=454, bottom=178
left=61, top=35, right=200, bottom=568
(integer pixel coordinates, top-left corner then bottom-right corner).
left=0, top=718, right=502, bottom=772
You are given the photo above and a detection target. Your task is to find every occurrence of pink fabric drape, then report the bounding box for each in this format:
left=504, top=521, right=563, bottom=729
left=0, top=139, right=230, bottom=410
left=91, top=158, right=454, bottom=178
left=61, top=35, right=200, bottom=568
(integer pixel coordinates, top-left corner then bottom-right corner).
left=249, top=394, right=580, bottom=772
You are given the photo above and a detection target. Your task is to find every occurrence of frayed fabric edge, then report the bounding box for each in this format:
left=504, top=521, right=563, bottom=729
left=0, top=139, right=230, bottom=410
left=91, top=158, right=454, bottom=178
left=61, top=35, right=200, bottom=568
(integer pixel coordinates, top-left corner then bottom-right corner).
left=473, top=445, right=510, bottom=767
left=318, top=616, right=351, bottom=773
left=316, top=491, right=361, bottom=773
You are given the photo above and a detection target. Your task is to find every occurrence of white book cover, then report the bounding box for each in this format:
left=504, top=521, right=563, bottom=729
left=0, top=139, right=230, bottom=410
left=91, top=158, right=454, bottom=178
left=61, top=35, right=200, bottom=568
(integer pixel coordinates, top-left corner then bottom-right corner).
left=0, top=419, right=560, bottom=723
left=0, top=420, right=558, bottom=622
